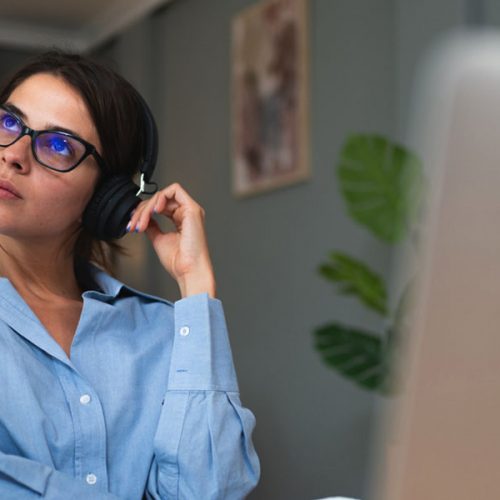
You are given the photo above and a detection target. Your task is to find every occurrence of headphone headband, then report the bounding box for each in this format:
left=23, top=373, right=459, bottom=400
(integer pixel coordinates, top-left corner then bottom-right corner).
left=136, top=93, right=158, bottom=183
left=82, top=92, right=159, bottom=240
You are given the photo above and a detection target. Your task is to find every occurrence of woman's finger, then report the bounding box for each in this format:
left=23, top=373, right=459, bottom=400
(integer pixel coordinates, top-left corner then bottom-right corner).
left=162, top=183, right=194, bottom=205
left=127, top=182, right=199, bottom=233
left=144, top=217, right=163, bottom=243
left=135, top=197, right=158, bottom=232
left=127, top=198, right=148, bottom=230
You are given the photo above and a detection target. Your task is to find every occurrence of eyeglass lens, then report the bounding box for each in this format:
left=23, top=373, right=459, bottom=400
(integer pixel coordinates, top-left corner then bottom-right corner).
left=0, top=108, right=87, bottom=171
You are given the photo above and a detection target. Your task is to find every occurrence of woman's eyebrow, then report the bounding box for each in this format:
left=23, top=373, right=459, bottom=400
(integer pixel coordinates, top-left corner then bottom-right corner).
left=3, top=102, right=26, bottom=120
left=44, top=122, right=81, bottom=138
left=3, top=101, right=83, bottom=138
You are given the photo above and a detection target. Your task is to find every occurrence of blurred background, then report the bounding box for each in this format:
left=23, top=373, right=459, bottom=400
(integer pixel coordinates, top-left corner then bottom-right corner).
left=0, top=1, right=498, bottom=498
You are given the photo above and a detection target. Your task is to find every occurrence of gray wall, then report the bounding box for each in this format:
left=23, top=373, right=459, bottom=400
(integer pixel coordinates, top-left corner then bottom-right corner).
left=0, top=47, right=38, bottom=84
left=0, top=1, right=484, bottom=498
left=76, top=1, right=475, bottom=498
left=115, top=1, right=395, bottom=499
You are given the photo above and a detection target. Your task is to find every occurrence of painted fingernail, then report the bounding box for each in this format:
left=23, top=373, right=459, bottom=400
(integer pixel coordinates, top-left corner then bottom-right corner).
left=126, top=222, right=131, bottom=232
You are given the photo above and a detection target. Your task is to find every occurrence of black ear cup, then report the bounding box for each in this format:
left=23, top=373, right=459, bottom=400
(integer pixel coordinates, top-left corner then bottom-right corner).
left=82, top=93, right=158, bottom=241
left=82, top=175, right=141, bottom=241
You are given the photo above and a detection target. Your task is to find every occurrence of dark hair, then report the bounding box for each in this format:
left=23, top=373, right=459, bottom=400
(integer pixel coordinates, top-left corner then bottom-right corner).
left=0, top=49, right=147, bottom=272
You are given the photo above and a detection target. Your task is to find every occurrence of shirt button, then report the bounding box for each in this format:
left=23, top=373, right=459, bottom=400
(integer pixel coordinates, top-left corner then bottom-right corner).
left=179, top=326, right=190, bottom=336
left=86, top=473, right=97, bottom=485
left=80, top=394, right=91, bottom=405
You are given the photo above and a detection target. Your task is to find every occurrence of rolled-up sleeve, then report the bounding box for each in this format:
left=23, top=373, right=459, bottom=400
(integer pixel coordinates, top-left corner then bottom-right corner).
left=146, top=292, right=260, bottom=499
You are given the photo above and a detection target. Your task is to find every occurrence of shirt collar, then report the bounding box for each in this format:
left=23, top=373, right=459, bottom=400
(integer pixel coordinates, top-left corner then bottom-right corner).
left=81, top=260, right=173, bottom=306
left=82, top=261, right=124, bottom=298
left=0, top=260, right=172, bottom=366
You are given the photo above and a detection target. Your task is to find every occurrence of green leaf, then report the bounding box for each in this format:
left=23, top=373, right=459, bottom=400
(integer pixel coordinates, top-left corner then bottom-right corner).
left=337, top=134, right=423, bottom=243
left=314, top=322, right=388, bottom=393
left=318, top=251, right=388, bottom=315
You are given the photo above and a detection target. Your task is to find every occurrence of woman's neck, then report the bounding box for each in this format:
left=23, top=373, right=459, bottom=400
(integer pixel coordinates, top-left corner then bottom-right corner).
left=0, top=235, right=82, bottom=301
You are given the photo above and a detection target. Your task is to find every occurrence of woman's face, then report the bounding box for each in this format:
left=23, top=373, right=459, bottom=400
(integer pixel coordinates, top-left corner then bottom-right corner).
left=0, top=72, right=101, bottom=244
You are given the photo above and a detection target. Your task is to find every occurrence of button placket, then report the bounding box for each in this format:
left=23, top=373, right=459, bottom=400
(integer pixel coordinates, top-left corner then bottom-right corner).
left=55, top=356, right=110, bottom=489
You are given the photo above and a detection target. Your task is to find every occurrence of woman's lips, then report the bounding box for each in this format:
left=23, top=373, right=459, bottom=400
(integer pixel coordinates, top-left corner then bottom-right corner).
left=0, top=180, right=22, bottom=199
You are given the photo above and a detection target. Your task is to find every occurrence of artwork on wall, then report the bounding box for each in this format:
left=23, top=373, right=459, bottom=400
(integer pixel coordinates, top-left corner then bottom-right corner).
left=231, top=0, right=310, bottom=198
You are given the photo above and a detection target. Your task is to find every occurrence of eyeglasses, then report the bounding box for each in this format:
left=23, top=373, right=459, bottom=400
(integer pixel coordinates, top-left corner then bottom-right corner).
left=0, top=105, right=106, bottom=172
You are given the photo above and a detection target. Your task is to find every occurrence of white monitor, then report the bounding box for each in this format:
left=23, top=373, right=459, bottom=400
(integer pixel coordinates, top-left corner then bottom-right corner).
left=373, top=30, right=500, bottom=500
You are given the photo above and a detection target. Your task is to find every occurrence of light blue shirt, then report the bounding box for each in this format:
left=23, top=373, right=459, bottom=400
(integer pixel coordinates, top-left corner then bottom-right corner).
left=0, top=262, right=260, bottom=499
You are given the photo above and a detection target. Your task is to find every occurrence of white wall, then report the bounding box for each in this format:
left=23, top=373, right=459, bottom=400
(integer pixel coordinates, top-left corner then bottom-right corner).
left=395, top=0, right=466, bottom=138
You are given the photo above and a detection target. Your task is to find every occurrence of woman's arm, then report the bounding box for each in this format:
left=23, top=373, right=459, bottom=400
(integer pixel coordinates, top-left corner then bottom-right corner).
left=129, top=183, right=260, bottom=497
left=145, top=293, right=260, bottom=499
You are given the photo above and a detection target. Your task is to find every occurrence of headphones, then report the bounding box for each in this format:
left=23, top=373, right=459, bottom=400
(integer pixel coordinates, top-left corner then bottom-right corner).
left=82, top=94, right=158, bottom=241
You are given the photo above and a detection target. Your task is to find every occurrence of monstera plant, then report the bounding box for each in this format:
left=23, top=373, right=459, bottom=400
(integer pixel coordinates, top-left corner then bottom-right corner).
left=314, top=134, right=423, bottom=395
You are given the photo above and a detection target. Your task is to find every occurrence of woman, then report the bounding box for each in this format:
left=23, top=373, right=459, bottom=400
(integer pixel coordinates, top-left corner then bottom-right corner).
left=0, top=51, right=259, bottom=498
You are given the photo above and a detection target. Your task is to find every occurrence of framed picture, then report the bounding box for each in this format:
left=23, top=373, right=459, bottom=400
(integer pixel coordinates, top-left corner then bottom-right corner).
left=231, top=0, right=310, bottom=198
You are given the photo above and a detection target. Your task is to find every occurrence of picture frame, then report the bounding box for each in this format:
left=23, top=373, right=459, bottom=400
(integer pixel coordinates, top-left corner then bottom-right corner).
left=231, top=0, right=310, bottom=198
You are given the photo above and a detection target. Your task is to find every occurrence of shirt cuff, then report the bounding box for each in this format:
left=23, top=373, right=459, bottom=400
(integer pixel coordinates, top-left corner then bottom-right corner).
left=167, top=292, right=239, bottom=392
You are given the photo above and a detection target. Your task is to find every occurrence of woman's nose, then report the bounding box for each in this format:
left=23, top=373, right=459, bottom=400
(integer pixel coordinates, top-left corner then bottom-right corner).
left=0, top=135, right=32, bottom=173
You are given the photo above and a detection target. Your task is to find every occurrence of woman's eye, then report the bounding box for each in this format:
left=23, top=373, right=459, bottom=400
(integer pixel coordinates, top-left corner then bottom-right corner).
left=1, top=113, right=20, bottom=132
left=47, top=136, right=73, bottom=157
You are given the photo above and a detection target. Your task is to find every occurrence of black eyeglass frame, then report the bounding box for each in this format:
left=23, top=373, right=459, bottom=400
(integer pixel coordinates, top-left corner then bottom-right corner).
left=0, top=105, right=107, bottom=173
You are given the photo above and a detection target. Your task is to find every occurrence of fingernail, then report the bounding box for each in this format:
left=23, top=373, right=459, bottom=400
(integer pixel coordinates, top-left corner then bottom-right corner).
left=126, top=222, right=131, bottom=232
left=153, top=207, right=157, bottom=214
left=135, top=226, right=140, bottom=233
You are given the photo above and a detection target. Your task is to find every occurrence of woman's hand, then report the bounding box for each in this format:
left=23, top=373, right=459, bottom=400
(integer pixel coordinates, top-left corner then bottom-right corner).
left=126, top=183, right=216, bottom=299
